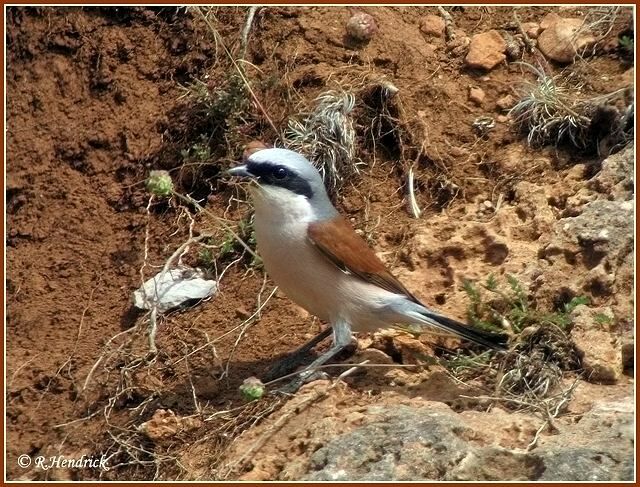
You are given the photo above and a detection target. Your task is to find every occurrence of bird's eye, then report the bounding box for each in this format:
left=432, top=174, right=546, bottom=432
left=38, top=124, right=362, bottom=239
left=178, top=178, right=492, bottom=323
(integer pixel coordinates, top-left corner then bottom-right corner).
left=273, top=167, right=288, bottom=179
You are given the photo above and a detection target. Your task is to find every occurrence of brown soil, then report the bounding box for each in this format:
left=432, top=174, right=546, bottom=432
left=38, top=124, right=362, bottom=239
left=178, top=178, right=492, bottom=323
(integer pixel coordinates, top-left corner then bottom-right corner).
left=5, top=6, right=634, bottom=481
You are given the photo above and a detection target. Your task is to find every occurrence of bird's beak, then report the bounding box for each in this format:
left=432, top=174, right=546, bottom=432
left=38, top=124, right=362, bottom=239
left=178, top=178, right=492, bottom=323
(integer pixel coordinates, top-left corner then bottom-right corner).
left=226, top=165, right=254, bottom=179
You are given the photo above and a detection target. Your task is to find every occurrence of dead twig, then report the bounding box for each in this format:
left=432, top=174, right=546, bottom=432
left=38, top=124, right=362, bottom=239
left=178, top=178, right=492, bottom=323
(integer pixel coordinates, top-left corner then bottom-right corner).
left=240, top=6, right=260, bottom=58
left=437, top=6, right=456, bottom=42
left=513, top=9, right=535, bottom=53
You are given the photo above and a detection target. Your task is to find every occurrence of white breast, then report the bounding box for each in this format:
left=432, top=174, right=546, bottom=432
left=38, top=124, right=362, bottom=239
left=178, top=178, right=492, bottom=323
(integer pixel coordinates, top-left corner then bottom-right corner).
left=252, top=186, right=336, bottom=322
left=251, top=186, right=399, bottom=330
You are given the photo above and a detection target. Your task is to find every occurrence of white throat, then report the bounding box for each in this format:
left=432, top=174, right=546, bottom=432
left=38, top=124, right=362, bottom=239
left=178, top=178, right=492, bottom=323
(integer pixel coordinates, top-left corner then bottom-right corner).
left=250, top=185, right=315, bottom=225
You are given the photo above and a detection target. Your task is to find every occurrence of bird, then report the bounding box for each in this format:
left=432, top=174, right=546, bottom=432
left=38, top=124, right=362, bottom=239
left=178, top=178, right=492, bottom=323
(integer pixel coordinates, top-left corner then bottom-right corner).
left=228, top=145, right=505, bottom=386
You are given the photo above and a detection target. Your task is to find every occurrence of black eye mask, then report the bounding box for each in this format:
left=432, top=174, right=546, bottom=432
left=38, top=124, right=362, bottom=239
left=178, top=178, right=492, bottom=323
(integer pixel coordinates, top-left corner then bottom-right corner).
left=246, top=161, right=314, bottom=199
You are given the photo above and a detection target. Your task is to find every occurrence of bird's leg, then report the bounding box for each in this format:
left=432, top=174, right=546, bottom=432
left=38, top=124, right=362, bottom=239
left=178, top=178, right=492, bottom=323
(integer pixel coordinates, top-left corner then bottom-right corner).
left=262, top=326, right=332, bottom=382
left=277, top=320, right=354, bottom=393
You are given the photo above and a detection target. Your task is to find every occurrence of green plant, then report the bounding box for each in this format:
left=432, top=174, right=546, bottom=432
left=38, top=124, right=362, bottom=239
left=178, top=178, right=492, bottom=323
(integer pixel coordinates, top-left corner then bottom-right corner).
left=146, top=170, right=174, bottom=197
left=594, top=312, right=614, bottom=327
left=180, top=74, right=248, bottom=126
left=462, top=274, right=588, bottom=334
left=619, top=35, right=634, bottom=53
left=180, top=137, right=212, bottom=164
left=196, top=238, right=216, bottom=269
left=208, top=216, right=260, bottom=267
left=442, top=275, right=583, bottom=415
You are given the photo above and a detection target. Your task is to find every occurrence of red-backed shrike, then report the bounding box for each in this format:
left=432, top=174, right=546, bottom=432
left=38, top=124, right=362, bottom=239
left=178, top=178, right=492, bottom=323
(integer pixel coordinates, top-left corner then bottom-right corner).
left=228, top=146, right=504, bottom=385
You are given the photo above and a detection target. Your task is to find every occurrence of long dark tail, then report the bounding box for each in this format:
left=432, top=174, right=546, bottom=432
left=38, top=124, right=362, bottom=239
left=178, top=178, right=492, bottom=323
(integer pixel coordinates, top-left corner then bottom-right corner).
left=409, top=306, right=508, bottom=351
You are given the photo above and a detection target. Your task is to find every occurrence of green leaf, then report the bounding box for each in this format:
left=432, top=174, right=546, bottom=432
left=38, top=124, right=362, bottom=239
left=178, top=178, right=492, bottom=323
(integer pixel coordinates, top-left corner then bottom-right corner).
left=485, top=274, right=498, bottom=291
left=563, top=295, right=589, bottom=314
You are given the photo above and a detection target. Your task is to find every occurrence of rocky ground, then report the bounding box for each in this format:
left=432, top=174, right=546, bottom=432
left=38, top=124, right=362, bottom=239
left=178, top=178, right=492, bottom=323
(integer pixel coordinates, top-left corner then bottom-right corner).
left=6, top=6, right=634, bottom=481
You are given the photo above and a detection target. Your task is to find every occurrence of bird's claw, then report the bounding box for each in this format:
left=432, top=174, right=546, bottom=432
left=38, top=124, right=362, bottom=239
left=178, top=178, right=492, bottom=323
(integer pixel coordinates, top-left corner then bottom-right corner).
left=274, top=370, right=329, bottom=394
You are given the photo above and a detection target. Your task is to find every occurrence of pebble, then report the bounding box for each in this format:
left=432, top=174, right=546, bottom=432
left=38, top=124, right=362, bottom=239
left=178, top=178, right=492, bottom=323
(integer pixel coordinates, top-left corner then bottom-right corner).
left=346, top=12, right=378, bottom=41
left=540, top=12, right=561, bottom=30
left=419, top=14, right=445, bottom=38
left=537, top=17, right=595, bottom=63
left=496, top=94, right=515, bottom=111
left=521, top=21, right=541, bottom=39
left=465, top=30, right=507, bottom=70
left=235, top=306, right=251, bottom=319
left=469, top=87, right=486, bottom=105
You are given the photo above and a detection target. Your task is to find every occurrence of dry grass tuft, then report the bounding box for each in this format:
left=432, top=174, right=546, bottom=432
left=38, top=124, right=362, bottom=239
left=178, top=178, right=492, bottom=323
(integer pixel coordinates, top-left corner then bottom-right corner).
left=283, top=89, right=358, bottom=194
left=510, top=63, right=633, bottom=155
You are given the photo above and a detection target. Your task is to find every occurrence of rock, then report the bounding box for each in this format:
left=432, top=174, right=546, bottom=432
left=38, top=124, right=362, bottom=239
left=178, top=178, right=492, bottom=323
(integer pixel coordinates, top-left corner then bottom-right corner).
left=497, top=115, right=509, bottom=123
left=224, top=393, right=633, bottom=480
left=514, top=181, right=557, bottom=237
left=235, top=306, right=251, bottom=319
left=521, top=22, right=541, bottom=39
left=419, top=15, right=445, bottom=38
left=465, top=30, right=507, bottom=70
left=571, top=304, right=621, bottom=383
left=496, top=94, right=515, bottom=111
left=468, top=87, right=485, bottom=105
left=353, top=346, right=395, bottom=364
left=534, top=173, right=633, bottom=325
left=588, top=144, right=634, bottom=201
left=537, top=17, right=596, bottom=63
left=391, top=334, right=437, bottom=365
left=303, top=404, right=538, bottom=481
left=584, top=263, right=615, bottom=297
left=138, top=409, right=201, bottom=444
left=346, top=12, right=378, bottom=42
left=536, top=398, right=634, bottom=480
left=556, top=200, right=633, bottom=262
left=243, top=140, right=270, bottom=161
left=539, top=12, right=561, bottom=30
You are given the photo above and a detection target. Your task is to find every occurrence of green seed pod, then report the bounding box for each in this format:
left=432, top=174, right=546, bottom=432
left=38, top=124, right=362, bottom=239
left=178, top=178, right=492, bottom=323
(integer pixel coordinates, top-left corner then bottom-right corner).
left=146, top=170, right=174, bottom=197
left=239, top=376, right=265, bottom=401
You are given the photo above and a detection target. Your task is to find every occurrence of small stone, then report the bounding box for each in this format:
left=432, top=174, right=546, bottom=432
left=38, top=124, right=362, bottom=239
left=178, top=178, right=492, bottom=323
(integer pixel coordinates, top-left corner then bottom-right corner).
left=146, top=170, right=173, bottom=197
left=346, top=12, right=378, bottom=42
left=497, top=115, right=509, bottom=123
left=352, top=347, right=394, bottom=366
left=468, top=87, right=485, bottom=105
left=496, top=94, right=515, bottom=111
left=571, top=305, right=622, bottom=384
left=539, top=12, right=561, bottom=30
left=235, top=306, right=251, bottom=319
left=138, top=409, right=200, bottom=443
left=483, top=200, right=494, bottom=209
left=419, top=15, right=445, bottom=38
left=521, top=22, right=541, bottom=39
left=242, top=140, right=270, bottom=161
left=537, top=17, right=596, bottom=63
left=465, top=30, right=507, bottom=70
left=132, top=267, right=217, bottom=313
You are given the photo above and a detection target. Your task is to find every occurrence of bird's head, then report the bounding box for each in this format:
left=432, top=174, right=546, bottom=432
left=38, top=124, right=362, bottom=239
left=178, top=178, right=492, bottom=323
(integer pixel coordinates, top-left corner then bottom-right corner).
left=227, top=147, right=337, bottom=220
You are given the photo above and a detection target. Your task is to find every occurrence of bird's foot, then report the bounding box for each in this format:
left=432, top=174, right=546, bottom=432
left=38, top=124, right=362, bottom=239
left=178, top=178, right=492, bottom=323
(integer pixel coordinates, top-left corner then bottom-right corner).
left=274, top=370, right=330, bottom=394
